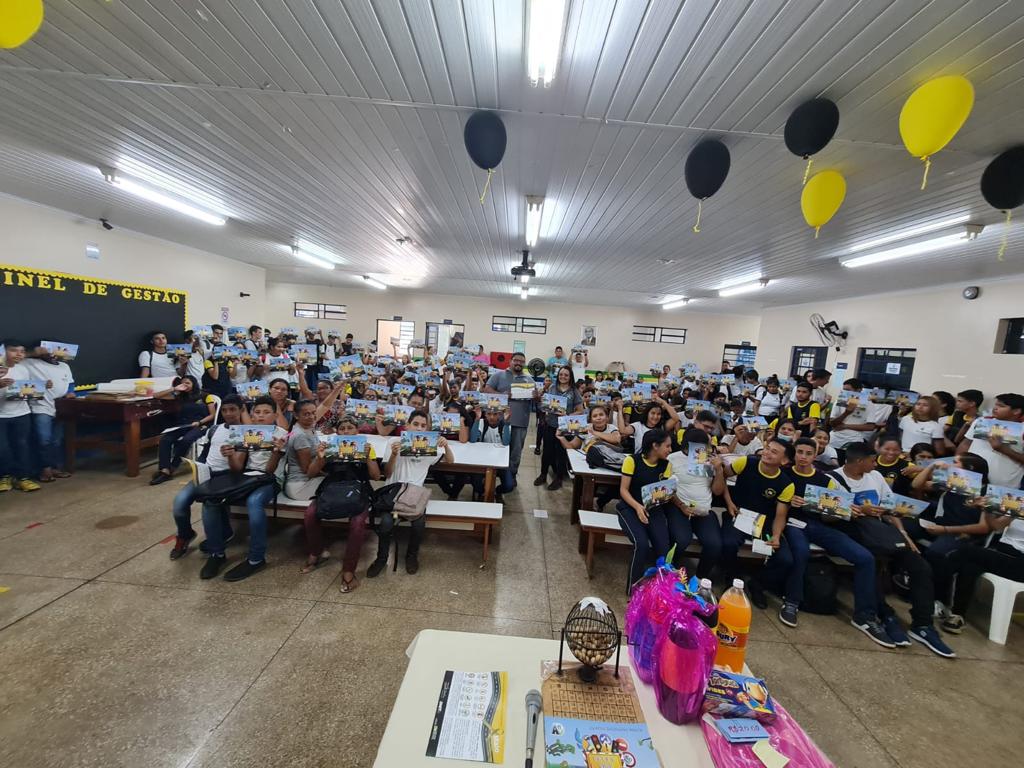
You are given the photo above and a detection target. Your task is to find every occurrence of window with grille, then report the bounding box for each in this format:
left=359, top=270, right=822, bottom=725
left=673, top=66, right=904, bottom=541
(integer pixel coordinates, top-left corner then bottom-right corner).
left=293, top=302, right=347, bottom=320
left=856, top=347, right=917, bottom=389
left=492, top=315, right=547, bottom=334
left=632, top=325, right=687, bottom=344
left=377, top=319, right=416, bottom=357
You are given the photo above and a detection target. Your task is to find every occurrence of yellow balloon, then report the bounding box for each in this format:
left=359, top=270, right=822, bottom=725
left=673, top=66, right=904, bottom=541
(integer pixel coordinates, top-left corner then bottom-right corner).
left=0, top=0, right=44, bottom=49
left=801, top=170, right=846, bottom=237
left=899, top=75, right=973, bottom=188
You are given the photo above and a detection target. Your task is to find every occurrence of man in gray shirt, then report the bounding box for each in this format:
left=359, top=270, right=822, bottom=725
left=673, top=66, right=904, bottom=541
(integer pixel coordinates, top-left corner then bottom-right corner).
left=484, top=352, right=539, bottom=486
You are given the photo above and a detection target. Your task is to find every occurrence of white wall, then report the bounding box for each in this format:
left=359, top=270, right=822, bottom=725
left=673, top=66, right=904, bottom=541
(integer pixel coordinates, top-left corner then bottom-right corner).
left=0, top=194, right=266, bottom=326
left=757, top=277, right=1024, bottom=398
left=265, top=281, right=762, bottom=373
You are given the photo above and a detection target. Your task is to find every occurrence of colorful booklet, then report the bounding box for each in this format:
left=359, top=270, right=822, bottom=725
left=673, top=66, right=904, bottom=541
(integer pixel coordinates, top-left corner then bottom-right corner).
left=400, top=430, right=439, bottom=457
left=279, top=327, right=298, bottom=338
left=392, top=383, right=415, bottom=398
left=557, top=414, right=588, bottom=437
left=622, top=371, right=639, bottom=384
left=228, top=326, right=248, bottom=342
left=165, top=343, right=191, bottom=360
left=641, top=476, right=677, bottom=509
left=432, top=412, right=463, bottom=434
left=227, top=425, right=275, bottom=451
left=209, top=345, right=238, bottom=362
left=322, top=434, right=369, bottom=462
left=510, top=380, right=535, bottom=400
left=866, top=387, right=888, bottom=403
left=460, top=389, right=482, bottom=407
left=591, top=394, right=612, bottom=406
left=685, top=399, right=714, bottom=414
left=542, top=393, right=569, bottom=415
left=289, top=344, right=318, bottom=365
left=543, top=716, right=659, bottom=768
left=417, top=373, right=442, bottom=389
left=681, top=362, right=700, bottom=376
left=336, top=354, right=363, bottom=376
left=191, top=324, right=213, bottom=339
left=629, top=383, right=653, bottom=405
left=932, top=464, right=984, bottom=497
left=41, top=340, right=78, bottom=362
left=235, top=380, right=268, bottom=400
left=889, top=390, right=920, bottom=407
left=834, top=390, right=865, bottom=411
left=982, top=485, right=1024, bottom=519
left=972, top=418, right=1024, bottom=447
left=5, top=380, right=46, bottom=401
left=266, top=355, right=291, bottom=372
left=346, top=398, right=378, bottom=424
left=365, top=365, right=386, bottom=377
left=236, top=348, right=258, bottom=364
left=464, top=344, right=482, bottom=355
left=368, top=383, right=390, bottom=398
left=742, top=415, right=769, bottom=428
left=483, top=393, right=508, bottom=412
left=449, top=354, right=474, bottom=372
left=802, top=485, right=855, bottom=520
left=383, top=404, right=414, bottom=426
left=714, top=373, right=736, bottom=384
left=880, top=493, right=930, bottom=518
left=686, top=443, right=714, bottom=477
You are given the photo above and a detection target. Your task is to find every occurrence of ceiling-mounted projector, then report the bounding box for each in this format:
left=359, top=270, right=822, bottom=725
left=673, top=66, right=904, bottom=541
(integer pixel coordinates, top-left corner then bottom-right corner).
left=511, top=249, right=536, bottom=280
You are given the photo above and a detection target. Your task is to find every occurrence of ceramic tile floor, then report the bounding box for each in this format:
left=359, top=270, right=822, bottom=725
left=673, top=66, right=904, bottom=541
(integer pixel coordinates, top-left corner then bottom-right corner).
left=0, top=446, right=1022, bottom=768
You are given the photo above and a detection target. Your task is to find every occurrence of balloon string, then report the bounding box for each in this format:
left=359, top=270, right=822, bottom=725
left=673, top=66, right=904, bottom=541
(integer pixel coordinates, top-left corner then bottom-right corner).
left=920, top=157, right=931, bottom=190
left=803, top=157, right=812, bottom=186
left=814, top=226, right=820, bottom=239
left=479, top=168, right=494, bottom=205
left=693, top=199, right=703, bottom=233
left=998, top=210, right=1011, bottom=262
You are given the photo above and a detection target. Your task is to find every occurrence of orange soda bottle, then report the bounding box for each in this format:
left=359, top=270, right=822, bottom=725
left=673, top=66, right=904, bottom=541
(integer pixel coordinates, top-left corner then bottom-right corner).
left=713, top=579, right=752, bottom=672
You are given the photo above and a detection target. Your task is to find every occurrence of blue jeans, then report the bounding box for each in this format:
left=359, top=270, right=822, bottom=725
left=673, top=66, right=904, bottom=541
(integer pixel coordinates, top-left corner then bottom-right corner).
left=0, top=414, right=32, bottom=479
left=671, top=511, right=722, bottom=579
left=201, top=484, right=276, bottom=562
left=763, top=519, right=877, bottom=621
left=31, top=413, right=63, bottom=472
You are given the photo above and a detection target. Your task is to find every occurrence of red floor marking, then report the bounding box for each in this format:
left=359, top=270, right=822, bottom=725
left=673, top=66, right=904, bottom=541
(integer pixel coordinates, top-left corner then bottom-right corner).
left=25, top=522, right=44, bottom=529
left=159, top=535, right=175, bottom=545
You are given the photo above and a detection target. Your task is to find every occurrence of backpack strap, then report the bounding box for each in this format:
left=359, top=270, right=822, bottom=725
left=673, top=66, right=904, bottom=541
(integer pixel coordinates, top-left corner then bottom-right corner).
left=827, top=470, right=851, bottom=492
left=197, top=424, right=221, bottom=463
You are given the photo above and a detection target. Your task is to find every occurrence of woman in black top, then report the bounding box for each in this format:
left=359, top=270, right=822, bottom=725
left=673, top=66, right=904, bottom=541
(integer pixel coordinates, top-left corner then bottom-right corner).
left=535, top=365, right=582, bottom=491
left=150, top=375, right=216, bottom=485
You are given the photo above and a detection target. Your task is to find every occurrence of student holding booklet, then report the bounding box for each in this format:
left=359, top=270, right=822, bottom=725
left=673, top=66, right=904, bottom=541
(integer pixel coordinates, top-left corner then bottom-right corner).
left=957, top=393, right=1024, bottom=489
left=0, top=340, right=40, bottom=492
left=666, top=429, right=725, bottom=579
left=25, top=341, right=76, bottom=482
left=535, top=365, right=582, bottom=491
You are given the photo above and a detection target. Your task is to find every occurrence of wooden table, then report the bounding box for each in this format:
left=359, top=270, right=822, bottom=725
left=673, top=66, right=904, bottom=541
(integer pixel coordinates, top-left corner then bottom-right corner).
left=57, top=395, right=179, bottom=477
left=567, top=448, right=621, bottom=523
left=374, top=629, right=723, bottom=768
left=366, top=435, right=509, bottom=503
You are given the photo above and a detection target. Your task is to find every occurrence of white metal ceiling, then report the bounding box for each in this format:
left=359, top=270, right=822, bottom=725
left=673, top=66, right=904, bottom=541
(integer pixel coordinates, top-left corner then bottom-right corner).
left=0, top=0, right=1022, bottom=311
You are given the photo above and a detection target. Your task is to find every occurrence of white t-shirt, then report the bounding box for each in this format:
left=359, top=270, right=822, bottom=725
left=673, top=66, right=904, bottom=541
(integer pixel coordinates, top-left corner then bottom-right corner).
left=630, top=422, right=650, bottom=453
left=22, top=359, right=74, bottom=417
left=816, top=444, right=839, bottom=468
left=756, top=390, right=782, bottom=417
left=832, top=467, right=892, bottom=507
left=722, top=436, right=762, bottom=457
left=898, top=415, right=944, bottom=452
left=186, top=351, right=205, bottom=382
left=206, top=424, right=233, bottom=473
left=0, top=363, right=31, bottom=418
left=667, top=450, right=713, bottom=513
left=387, top=437, right=444, bottom=486
left=138, top=350, right=179, bottom=379
left=245, top=426, right=289, bottom=473
left=261, top=353, right=296, bottom=384
left=998, top=518, right=1024, bottom=555
left=964, top=418, right=1024, bottom=489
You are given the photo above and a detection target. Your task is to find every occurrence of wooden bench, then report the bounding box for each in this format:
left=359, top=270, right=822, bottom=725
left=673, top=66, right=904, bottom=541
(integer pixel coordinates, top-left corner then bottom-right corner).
left=577, top=510, right=835, bottom=578
left=233, top=496, right=503, bottom=565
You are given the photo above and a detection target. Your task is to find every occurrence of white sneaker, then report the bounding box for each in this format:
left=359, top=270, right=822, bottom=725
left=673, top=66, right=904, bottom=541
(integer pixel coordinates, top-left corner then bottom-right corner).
left=933, top=600, right=951, bottom=620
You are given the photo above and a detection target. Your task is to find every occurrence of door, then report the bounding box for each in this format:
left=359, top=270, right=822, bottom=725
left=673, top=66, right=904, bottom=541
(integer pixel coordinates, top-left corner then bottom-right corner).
left=856, top=348, right=916, bottom=390
left=722, top=343, right=757, bottom=370
left=789, top=346, right=828, bottom=379
left=376, top=319, right=416, bottom=357
left=425, top=322, right=466, bottom=357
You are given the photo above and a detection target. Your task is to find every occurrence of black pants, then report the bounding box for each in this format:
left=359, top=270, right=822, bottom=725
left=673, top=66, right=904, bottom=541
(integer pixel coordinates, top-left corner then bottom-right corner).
left=539, top=422, right=567, bottom=480
left=878, top=548, right=934, bottom=628
left=951, top=541, right=1024, bottom=615
left=375, top=512, right=426, bottom=561
left=157, top=427, right=203, bottom=471
left=535, top=411, right=545, bottom=451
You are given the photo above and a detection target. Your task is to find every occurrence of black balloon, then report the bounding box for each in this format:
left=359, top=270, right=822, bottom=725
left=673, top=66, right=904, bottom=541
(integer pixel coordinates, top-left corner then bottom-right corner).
left=684, top=139, right=731, bottom=200
left=463, top=111, right=507, bottom=170
left=981, top=146, right=1024, bottom=211
left=784, top=98, right=839, bottom=158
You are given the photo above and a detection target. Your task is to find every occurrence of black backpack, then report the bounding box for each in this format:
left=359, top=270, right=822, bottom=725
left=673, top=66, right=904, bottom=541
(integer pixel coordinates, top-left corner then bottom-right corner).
left=802, top=557, right=838, bottom=615
left=314, top=465, right=369, bottom=520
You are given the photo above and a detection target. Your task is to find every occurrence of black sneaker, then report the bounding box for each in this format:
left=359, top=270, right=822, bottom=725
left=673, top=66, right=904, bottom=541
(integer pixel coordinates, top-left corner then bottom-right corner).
left=366, top=559, right=388, bottom=578
left=779, top=601, right=799, bottom=628
left=882, top=616, right=911, bottom=647
left=200, top=555, right=227, bottom=580
left=533, top=447, right=541, bottom=455
left=223, top=559, right=266, bottom=582
left=909, top=625, right=956, bottom=658
left=406, top=554, right=420, bottom=575
left=533, top=474, right=547, bottom=486
left=546, top=478, right=563, bottom=491
left=199, top=532, right=234, bottom=554
left=850, top=617, right=897, bottom=649
left=169, top=530, right=197, bottom=560
left=941, top=614, right=965, bottom=634
left=747, top=579, right=768, bottom=610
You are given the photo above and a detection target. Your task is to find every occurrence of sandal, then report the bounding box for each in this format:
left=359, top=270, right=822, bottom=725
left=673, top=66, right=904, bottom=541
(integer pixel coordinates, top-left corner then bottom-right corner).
left=299, top=551, right=330, bottom=574
left=339, top=572, right=358, bottom=593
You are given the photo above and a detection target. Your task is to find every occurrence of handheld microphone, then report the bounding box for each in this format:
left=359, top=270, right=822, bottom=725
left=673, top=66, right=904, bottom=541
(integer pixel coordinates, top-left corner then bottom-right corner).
left=524, top=689, right=542, bottom=768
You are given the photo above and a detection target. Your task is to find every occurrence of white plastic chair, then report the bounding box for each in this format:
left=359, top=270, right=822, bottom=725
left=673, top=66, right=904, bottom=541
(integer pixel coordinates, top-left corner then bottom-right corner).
left=981, top=572, right=1024, bottom=645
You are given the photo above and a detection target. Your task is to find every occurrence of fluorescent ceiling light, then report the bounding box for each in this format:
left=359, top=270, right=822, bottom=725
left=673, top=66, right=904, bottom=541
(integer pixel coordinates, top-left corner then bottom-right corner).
left=662, top=298, right=690, bottom=310
left=101, top=169, right=226, bottom=225
left=840, top=233, right=967, bottom=269
left=719, top=279, right=769, bottom=298
left=295, top=238, right=341, bottom=264
left=363, top=275, right=388, bottom=290
left=520, top=286, right=529, bottom=300
left=527, top=0, right=567, bottom=86
left=848, top=214, right=970, bottom=253
left=715, top=271, right=762, bottom=290
left=521, top=273, right=530, bottom=284
left=291, top=247, right=334, bottom=270
left=525, top=196, right=545, bottom=247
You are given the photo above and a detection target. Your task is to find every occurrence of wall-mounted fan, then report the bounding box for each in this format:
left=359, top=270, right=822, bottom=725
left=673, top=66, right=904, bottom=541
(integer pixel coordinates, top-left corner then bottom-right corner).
left=809, top=313, right=848, bottom=351
left=527, top=357, right=547, bottom=377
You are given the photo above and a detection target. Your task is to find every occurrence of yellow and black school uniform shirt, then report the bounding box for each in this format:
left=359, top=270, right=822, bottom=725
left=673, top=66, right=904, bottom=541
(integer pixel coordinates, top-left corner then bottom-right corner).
left=944, top=411, right=974, bottom=443
left=621, top=454, right=672, bottom=502
left=785, top=466, right=837, bottom=520
left=784, top=399, right=821, bottom=437
left=876, top=456, right=913, bottom=496
left=728, top=456, right=795, bottom=520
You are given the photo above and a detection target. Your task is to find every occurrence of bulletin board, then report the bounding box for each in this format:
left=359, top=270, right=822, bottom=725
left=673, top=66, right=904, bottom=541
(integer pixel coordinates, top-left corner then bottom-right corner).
left=0, top=264, right=187, bottom=387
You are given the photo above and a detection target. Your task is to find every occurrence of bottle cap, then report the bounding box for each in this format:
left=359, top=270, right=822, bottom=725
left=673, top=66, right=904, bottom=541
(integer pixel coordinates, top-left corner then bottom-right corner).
left=699, top=578, right=713, bottom=589
left=733, top=578, right=745, bottom=590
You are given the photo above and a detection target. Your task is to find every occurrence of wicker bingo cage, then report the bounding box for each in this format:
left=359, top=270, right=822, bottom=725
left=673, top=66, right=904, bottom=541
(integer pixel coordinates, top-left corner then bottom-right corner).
left=558, top=597, right=622, bottom=683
